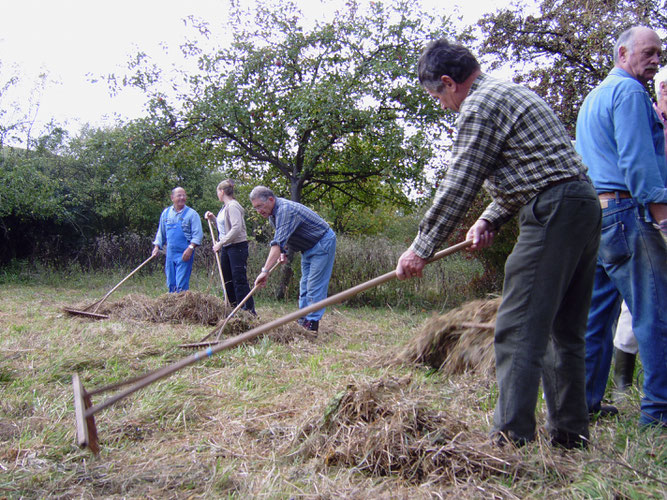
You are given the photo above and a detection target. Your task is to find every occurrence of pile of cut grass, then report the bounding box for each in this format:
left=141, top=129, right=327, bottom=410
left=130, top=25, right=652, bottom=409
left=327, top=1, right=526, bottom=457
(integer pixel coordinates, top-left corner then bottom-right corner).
left=391, top=296, right=500, bottom=377
left=298, top=375, right=524, bottom=486
left=94, top=291, right=228, bottom=325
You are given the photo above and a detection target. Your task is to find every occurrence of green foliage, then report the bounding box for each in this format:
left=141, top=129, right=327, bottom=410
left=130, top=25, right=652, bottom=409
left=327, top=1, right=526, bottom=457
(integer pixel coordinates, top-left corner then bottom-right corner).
left=122, top=0, right=460, bottom=208
left=477, top=0, right=667, bottom=133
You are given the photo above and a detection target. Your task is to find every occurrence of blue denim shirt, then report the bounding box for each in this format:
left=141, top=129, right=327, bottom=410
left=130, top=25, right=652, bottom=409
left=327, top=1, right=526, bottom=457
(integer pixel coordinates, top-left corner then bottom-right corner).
left=269, top=197, right=330, bottom=253
left=575, top=68, right=667, bottom=207
left=153, top=205, right=204, bottom=248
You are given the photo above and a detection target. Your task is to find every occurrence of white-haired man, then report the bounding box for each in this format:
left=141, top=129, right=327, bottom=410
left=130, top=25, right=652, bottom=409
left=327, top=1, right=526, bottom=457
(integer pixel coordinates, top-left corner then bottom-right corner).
left=576, top=26, right=667, bottom=427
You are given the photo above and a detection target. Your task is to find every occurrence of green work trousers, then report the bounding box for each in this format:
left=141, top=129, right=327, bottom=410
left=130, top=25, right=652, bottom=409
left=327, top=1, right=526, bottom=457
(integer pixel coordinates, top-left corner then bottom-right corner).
left=492, top=180, right=601, bottom=443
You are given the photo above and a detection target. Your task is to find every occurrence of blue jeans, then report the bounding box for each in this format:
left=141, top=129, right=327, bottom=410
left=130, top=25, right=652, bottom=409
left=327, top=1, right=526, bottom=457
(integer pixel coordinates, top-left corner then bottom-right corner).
left=585, top=197, right=667, bottom=425
left=299, top=229, right=336, bottom=321
left=221, top=241, right=254, bottom=313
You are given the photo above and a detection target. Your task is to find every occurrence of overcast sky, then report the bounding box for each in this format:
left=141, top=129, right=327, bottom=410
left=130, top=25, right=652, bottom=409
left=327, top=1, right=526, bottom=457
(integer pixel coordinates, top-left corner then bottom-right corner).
left=0, top=0, right=514, bottom=139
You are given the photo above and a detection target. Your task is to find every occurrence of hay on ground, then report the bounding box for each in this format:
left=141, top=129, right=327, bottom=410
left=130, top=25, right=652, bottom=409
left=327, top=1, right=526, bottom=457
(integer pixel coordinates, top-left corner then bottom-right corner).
left=392, top=297, right=500, bottom=377
left=97, top=291, right=229, bottom=325
left=297, top=376, right=521, bottom=485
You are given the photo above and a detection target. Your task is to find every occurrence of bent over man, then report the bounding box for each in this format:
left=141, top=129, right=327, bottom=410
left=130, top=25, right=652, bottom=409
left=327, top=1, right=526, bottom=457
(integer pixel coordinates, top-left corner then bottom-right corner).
left=397, top=38, right=601, bottom=448
left=152, top=187, right=203, bottom=293
left=250, top=186, right=336, bottom=333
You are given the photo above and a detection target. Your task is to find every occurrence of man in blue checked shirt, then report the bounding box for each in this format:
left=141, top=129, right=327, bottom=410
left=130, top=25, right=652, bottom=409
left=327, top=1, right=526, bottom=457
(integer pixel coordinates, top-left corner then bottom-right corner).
left=575, top=26, right=667, bottom=428
left=396, top=38, right=601, bottom=449
left=152, top=187, right=203, bottom=293
left=250, top=186, right=336, bottom=333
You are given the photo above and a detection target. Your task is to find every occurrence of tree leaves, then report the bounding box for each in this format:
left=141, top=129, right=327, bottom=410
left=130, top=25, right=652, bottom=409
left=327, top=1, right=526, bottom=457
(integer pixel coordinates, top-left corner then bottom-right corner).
left=477, top=0, right=667, bottom=133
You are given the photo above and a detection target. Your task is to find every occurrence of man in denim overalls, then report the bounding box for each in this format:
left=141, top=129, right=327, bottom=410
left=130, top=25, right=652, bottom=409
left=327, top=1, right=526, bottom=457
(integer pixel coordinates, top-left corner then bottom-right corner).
left=152, top=187, right=204, bottom=293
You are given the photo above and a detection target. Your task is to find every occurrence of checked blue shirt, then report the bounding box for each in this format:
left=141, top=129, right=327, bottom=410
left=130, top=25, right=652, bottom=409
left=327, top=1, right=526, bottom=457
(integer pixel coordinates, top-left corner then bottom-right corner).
left=269, top=197, right=330, bottom=253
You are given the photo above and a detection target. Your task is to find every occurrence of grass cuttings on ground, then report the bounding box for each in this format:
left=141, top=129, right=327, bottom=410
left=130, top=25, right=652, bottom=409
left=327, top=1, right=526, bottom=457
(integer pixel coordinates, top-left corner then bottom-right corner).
left=93, top=291, right=228, bottom=325
left=297, top=375, right=523, bottom=487
left=390, top=297, right=500, bottom=377
left=3, top=277, right=666, bottom=499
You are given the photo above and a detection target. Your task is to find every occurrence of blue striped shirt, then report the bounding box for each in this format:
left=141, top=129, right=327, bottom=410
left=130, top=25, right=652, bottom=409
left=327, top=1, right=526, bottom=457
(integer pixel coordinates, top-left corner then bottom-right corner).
left=269, top=197, right=330, bottom=253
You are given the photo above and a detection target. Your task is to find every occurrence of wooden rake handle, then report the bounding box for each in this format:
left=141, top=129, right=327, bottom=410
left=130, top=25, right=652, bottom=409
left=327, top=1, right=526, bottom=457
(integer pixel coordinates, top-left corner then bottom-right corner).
left=207, top=218, right=229, bottom=307
left=213, top=259, right=282, bottom=341
left=82, top=240, right=472, bottom=417
left=194, top=259, right=282, bottom=345
left=90, top=253, right=157, bottom=313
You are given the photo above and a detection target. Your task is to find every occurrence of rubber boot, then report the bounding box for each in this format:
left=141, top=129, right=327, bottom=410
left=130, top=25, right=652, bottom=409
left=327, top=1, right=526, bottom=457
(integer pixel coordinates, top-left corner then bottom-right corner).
left=612, top=348, right=636, bottom=402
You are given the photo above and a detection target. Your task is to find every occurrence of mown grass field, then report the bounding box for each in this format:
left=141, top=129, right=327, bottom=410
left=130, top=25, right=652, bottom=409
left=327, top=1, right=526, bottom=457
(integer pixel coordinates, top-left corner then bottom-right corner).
left=0, top=267, right=665, bottom=499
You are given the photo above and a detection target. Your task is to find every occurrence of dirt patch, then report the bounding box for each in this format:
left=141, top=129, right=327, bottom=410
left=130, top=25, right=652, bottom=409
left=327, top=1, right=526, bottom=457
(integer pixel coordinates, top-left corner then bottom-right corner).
left=0, top=420, right=20, bottom=441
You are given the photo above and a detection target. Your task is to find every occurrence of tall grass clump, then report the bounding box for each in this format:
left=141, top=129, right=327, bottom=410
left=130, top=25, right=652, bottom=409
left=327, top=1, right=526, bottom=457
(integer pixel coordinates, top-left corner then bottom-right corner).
left=327, top=235, right=483, bottom=309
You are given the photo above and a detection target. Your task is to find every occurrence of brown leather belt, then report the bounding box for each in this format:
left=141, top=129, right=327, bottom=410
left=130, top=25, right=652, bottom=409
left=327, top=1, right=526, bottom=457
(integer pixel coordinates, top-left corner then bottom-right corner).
left=599, top=191, right=631, bottom=209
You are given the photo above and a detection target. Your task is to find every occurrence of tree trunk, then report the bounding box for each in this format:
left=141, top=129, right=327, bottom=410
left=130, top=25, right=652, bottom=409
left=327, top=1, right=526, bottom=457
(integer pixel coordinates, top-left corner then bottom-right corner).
left=276, top=248, right=295, bottom=300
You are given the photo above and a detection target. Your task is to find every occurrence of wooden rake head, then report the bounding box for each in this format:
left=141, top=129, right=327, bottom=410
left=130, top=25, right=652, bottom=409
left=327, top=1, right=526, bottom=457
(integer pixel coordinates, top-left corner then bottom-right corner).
left=72, top=373, right=100, bottom=455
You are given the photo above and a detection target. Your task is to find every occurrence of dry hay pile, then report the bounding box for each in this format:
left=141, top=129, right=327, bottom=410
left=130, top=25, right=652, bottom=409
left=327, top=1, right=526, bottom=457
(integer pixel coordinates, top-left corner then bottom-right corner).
left=210, top=309, right=262, bottom=337
left=266, top=322, right=318, bottom=343
left=392, top=297, right=501, bottom=377
left=298, top=376, right=521, bottom=485
left=183, top=314, right=317, bottom=346
left=97, top=291, right=228, bottom=325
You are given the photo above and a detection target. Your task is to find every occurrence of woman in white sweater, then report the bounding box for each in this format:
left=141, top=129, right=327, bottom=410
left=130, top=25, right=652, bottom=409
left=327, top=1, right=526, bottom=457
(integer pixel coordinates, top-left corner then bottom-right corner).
left=205, top=179, right=255, bottom=314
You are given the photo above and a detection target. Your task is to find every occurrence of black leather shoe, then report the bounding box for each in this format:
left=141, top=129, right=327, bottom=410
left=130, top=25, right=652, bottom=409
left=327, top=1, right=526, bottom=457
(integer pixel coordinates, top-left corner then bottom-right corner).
left=550, top=429, right=589, bottom=450
left=301, top=319, right=319, bottom=332
left=589, top=404, right=619, bottom=420
left=489, top=430, right=532, bottom=448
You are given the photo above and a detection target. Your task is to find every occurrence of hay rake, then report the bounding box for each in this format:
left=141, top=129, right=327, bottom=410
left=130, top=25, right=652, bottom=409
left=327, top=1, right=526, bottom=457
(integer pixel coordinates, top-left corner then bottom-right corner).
left=63, top=253, right=156, bottom=320
left=72, top=240, right=472, bottom=454
left=178, top=260, right=282, bottom=349
left=207, top=218, right=230, bottom=308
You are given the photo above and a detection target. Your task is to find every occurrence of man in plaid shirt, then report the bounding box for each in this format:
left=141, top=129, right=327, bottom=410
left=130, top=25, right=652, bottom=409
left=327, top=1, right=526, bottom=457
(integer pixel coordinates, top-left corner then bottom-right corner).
left=396, top=38, right=601, bottom=449
left=251, top=186, right=336, bottom=333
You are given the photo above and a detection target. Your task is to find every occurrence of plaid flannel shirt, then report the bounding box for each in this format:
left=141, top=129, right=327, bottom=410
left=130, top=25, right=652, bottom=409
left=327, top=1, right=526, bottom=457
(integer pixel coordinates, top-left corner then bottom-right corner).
left=411, top=73, right=587, bottom=259
left=270, top=197, right=330, bottom=253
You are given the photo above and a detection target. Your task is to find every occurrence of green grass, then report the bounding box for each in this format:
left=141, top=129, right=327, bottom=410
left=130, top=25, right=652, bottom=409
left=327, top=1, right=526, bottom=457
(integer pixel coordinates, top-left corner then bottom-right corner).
left=0, top=274, right=665, bottom=499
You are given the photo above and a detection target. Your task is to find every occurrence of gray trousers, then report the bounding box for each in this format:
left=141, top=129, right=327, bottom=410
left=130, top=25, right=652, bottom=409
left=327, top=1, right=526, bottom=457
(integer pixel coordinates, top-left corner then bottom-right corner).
left=492, top=180, right=601, bottom=442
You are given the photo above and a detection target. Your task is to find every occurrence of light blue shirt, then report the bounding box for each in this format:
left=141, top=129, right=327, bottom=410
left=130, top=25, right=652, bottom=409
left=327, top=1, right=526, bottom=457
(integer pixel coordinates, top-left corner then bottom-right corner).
left=575, top=68, right=667, bottom=207
left=153, top=205, right=204, bottom=249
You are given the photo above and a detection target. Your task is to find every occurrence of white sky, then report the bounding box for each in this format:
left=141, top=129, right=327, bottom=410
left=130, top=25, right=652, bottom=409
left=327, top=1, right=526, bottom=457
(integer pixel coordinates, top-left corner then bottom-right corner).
left=0, top=0, right=516, bottom=140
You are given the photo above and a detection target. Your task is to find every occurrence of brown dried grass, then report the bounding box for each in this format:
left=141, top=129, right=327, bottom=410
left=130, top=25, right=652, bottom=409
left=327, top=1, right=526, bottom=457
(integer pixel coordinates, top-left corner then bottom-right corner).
left=96, top=291, right=229, bottom=325
left=391, top=297, right=501, bottom=377
left=297, top=375, right=523, bottom=486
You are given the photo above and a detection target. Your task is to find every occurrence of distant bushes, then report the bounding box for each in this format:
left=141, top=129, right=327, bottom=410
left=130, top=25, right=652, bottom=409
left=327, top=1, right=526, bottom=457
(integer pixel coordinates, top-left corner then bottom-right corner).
left=12, top=232, right=490, bottom=310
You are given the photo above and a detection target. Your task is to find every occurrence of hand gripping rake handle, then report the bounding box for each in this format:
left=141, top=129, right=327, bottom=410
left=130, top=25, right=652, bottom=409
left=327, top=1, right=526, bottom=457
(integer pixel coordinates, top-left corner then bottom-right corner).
left=73, top=240, right=472, bottom=453
left=208, top=218, right=230, bottom=307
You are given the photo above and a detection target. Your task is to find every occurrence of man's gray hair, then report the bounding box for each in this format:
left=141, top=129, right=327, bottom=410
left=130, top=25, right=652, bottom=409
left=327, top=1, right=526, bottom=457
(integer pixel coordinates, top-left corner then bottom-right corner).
left=614, top=26, right=640, bottom=63
left=614, top=26, right=651, bottom=64
left=249, top=185, right=275, bottom=202
left=655, top=66, right=667, bottom=98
